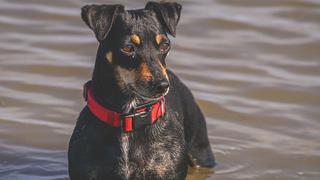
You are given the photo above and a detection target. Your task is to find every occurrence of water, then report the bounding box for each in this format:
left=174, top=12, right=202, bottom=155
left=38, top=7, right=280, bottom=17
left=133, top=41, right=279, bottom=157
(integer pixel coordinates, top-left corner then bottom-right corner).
left=0, top=0, right=319, bottom=179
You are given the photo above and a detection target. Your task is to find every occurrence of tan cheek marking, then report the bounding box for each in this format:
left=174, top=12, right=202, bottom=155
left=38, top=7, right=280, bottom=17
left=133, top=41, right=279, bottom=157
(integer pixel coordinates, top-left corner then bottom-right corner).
left=159, top=62, right=168, bottom=80
left=116, top=67, right=136, bottom=90
left=155, top=34, right=163, bottom=45
left=140, top=63, right=152, bottom=81
left=130, top=34, right=141, bottom=45
left=105, top=51, right=112, bottom=63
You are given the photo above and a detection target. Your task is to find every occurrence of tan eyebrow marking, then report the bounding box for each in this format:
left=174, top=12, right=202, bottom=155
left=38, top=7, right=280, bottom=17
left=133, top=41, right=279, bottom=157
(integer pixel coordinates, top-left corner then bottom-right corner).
left=155, top=34, right=163, bottom=45
left=130, top=34, right=141, bottom=45
left=105, top=51, right=112, bottom=63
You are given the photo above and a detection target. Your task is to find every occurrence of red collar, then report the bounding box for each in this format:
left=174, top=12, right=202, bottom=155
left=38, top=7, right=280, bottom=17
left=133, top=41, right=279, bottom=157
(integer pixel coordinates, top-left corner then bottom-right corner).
left=83, top=81, right=166, bottom=133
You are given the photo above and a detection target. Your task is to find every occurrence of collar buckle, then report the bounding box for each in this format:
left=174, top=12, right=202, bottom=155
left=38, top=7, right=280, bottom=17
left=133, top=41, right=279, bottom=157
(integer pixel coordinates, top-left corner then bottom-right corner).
left=121, top=104, right=153, bottom=133
left=121, top=104, right=153, bottom=119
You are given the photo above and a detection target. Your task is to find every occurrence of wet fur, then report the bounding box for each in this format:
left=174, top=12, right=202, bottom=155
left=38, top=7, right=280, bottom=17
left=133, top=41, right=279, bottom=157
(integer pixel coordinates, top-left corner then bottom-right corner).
left=69, top=2, right=215, bottom=180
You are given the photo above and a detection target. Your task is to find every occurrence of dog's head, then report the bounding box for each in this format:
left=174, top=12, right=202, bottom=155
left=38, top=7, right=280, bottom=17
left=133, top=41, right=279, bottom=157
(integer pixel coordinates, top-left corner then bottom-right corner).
left=81, top=1, right=181, bottom=101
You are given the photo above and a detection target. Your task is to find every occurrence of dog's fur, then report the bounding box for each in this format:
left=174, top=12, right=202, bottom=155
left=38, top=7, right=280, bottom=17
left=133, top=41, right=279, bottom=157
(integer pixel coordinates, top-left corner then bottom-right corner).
left=68, top=2, right=215, bottom=180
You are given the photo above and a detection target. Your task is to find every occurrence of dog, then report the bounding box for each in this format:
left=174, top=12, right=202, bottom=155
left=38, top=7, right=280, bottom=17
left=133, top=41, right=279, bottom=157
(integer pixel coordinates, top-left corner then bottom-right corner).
left=68, top=1, right=215, bottom=180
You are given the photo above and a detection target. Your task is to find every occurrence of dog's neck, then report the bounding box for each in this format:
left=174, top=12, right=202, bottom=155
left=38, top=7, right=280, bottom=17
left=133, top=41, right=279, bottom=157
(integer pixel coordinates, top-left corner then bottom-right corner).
left=91, top=45, right=137, bottom=113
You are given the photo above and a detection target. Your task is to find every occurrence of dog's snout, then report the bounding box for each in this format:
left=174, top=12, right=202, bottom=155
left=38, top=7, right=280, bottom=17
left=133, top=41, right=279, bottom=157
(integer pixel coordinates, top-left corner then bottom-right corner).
left=156, top=79, right=169, bottom=94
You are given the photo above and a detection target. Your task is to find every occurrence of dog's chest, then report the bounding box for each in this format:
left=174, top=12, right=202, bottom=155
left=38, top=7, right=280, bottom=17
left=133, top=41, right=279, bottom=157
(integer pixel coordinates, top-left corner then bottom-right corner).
left=117, top=128, right=186, bottom=179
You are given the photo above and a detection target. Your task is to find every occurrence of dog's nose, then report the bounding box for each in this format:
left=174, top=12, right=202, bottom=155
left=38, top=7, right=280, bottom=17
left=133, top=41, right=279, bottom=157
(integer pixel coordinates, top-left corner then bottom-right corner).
left=156, top=79, right=169, bottom=94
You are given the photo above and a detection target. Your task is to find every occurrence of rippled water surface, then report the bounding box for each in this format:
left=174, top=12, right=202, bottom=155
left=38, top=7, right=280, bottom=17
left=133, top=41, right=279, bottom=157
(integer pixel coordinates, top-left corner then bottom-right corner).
left=0, top=0, right=320, bottom=179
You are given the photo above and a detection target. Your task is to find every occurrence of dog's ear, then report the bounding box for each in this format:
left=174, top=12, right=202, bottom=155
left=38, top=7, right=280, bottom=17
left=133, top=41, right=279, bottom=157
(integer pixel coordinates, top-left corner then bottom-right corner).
left=81, top=4, right=124, bottom=41
left=145, top=1, right=182, bottom=37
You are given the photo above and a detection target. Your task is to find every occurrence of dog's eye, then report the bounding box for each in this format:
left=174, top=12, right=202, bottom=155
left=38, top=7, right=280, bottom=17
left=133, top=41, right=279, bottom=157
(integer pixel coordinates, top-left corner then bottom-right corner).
left=160, top=42, right=170, bottom=53
left=121, top=45, right=135, bottom=55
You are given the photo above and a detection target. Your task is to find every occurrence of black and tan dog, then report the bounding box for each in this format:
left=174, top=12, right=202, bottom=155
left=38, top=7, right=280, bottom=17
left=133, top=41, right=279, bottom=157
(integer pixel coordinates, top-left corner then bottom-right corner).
left=68, top=1, right=215, bottom=180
